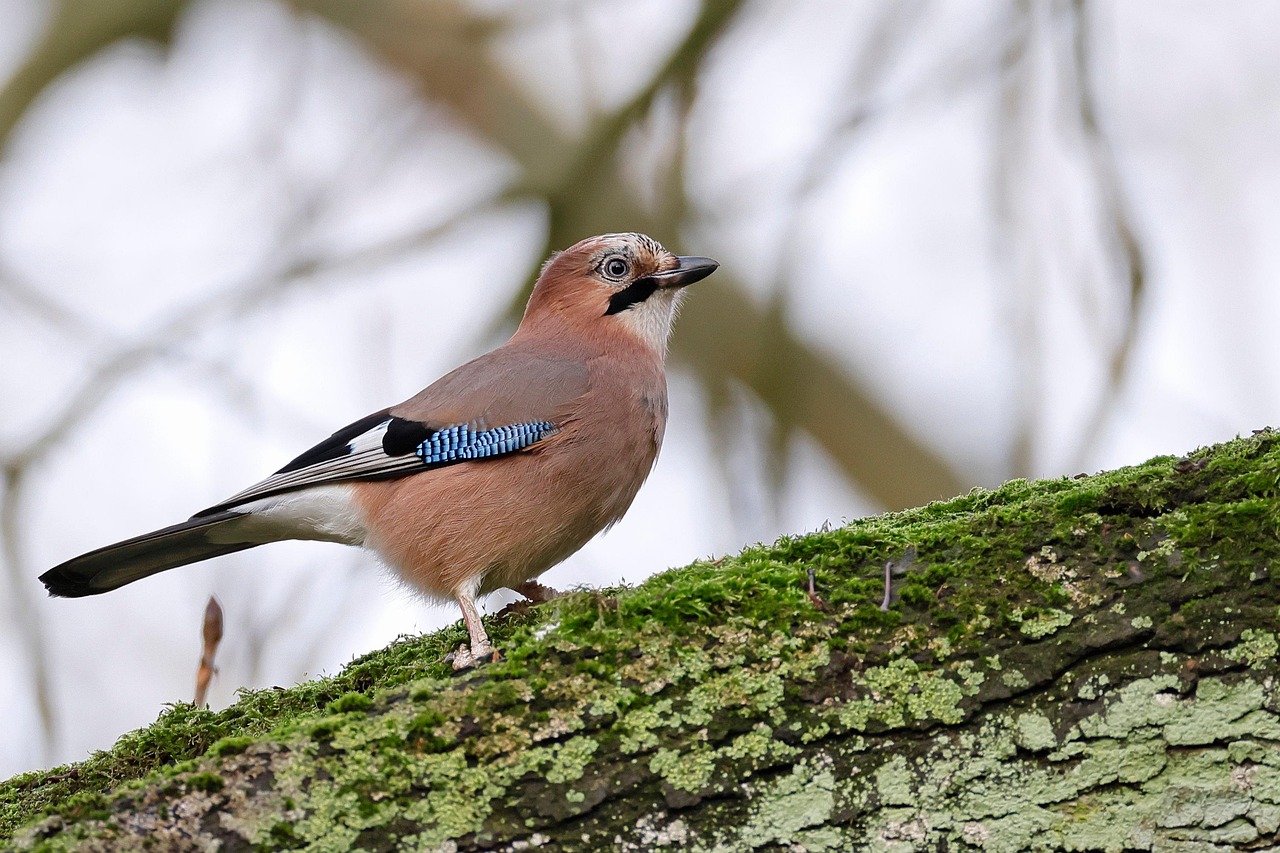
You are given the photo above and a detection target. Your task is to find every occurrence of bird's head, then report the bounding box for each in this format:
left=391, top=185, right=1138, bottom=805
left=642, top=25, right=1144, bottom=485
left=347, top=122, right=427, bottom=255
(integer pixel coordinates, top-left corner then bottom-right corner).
left=521, top=233, right=719, bottom=355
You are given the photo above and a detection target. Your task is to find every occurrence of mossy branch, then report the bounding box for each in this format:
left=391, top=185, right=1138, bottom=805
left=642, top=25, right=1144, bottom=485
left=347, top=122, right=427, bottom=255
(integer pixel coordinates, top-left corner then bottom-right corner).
left=6, top=430, right=1280, bottom=850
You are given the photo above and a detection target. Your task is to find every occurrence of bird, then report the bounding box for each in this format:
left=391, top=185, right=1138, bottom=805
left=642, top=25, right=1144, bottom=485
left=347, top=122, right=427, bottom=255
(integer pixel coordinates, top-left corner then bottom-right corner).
left=40, top=233, right=718, bottom=669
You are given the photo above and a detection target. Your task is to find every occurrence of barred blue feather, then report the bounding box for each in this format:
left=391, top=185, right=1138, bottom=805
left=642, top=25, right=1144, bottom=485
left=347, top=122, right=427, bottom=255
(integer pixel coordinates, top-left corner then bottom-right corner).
left=417, top=422, right=556, bottom=466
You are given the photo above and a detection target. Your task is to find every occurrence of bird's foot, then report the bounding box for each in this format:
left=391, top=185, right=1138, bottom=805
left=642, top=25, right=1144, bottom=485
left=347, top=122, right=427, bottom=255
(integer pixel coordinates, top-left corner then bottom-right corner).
left=516, top=579, right=561, bottom=603
left=448, top=640, right=499, bottom=671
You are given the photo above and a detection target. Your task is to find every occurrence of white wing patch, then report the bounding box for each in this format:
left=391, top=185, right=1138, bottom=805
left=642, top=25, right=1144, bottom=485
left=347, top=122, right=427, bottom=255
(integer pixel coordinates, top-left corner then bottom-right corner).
left=220, top=485, right=368, bottom=546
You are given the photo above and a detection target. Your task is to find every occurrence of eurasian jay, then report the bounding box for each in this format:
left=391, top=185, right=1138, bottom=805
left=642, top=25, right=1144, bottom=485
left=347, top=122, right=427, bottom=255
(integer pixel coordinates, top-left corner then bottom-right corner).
left=40, top=233, right=718, bottom=669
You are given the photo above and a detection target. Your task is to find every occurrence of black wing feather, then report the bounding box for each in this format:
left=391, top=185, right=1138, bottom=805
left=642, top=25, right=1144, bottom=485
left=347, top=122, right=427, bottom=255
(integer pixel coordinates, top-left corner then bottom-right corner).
left=275, top=410, right=391, bottom=474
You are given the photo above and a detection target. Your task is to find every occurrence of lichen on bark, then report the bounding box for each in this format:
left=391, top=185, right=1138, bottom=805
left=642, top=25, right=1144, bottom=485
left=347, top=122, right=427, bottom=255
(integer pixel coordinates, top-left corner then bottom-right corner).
left=5, top=430, right=1280, bottom=851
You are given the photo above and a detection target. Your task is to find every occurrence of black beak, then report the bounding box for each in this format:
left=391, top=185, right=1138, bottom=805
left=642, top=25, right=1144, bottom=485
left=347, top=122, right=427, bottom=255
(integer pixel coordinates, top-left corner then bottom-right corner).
left=649, top=256, right=719, bottom=288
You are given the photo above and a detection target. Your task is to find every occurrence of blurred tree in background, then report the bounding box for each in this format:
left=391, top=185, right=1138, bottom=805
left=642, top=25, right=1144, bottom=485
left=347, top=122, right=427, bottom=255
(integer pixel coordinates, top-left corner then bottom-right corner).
left=3, top=0, right=1276, bottom=777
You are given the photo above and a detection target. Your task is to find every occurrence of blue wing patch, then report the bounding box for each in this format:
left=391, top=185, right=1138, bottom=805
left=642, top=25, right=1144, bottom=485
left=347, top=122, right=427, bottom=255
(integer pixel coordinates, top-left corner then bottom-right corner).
left=417, top=421, right=556, bottom=466
left=197, top=418, right=558, bottom=516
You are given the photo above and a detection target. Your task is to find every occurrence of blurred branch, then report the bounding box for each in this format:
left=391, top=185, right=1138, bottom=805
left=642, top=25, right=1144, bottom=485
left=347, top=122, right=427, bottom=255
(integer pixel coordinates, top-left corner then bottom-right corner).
left=744, top=2, right=927, bottom=515
left=0, top=0, right=186, bottom=153
left=3, top=196, right=492, bottom=473
left=0, top=0, right=968, bottom=507
left=991, top=0, right=1040, bottom=479
left=0, top=465, right=55, bottom=756
left=536, top=0, right=741, bottom=247
left=993, top=0, right=1147, bottom=476
left=316, top=0, right=965, bottom=507
left=1066, top=0, right=1146, bottom=466
left=738, top=1, right=928, bottom=219
left=707, top=5, right=1008, bottom=218
left=3, top=253, right=323, bottom=446
left=0, top=265, right=110, bottom=346
left=678, top=283, right=963, bottom=507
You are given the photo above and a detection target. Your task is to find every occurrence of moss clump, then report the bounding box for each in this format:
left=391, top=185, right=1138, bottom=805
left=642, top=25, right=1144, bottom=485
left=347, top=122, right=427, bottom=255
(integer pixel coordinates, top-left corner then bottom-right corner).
left=325, top=693, right=374, bottom=715
left=207, top=736, right=254, bottom=758
left=184, top=772, right=224, bottom=793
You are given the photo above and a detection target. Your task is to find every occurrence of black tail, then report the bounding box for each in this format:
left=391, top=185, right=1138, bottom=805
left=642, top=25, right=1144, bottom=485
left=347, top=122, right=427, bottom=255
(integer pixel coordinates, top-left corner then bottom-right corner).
left=40, top=511, right=258, bottom=597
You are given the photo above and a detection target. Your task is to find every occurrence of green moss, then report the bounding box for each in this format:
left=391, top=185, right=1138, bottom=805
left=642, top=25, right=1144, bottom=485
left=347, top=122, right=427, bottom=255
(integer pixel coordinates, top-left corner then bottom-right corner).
left=0, top=626, right=466, bottom=838
left=325, top=693, right=374, bottom=715
left=6, top=430, right=1280, bottom=847
left=185, top=772, right=224, bottom=794
left=208, top=736, right=255, bottom=757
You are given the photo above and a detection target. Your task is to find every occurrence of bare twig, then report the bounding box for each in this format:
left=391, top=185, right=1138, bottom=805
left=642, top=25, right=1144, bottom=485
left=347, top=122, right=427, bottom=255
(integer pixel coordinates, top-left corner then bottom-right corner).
left=881, top=546, right=915, bottom=611
left=806, top=566, right=832, bottom=612
left=193, top=596, right=224, bottom=707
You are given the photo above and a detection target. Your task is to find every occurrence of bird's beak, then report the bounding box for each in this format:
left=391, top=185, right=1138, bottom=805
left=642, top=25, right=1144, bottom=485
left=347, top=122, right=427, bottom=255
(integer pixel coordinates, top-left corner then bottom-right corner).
left=649, top=256, right=719, bottom=289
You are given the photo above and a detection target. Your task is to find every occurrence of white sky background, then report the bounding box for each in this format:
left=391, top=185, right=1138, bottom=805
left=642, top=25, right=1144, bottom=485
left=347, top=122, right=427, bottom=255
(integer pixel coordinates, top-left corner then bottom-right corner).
left=2, top=0, right=1279, bottom=777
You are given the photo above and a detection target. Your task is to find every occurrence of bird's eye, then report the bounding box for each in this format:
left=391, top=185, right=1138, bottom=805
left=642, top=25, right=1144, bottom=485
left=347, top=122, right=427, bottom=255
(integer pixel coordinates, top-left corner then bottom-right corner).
left=602, top=257, right=629, bottom=280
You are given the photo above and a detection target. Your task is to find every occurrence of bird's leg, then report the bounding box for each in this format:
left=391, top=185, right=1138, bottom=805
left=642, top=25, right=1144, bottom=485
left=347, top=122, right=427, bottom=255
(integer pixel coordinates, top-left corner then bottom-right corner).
left=449, top=587, right=495, bottom=671
left=515, top=579, right=561, bottom=603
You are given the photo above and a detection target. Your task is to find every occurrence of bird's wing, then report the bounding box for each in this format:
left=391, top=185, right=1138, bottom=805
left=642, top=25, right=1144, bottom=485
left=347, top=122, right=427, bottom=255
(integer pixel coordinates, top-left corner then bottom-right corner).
left=195, top=345, right=590, bottom=517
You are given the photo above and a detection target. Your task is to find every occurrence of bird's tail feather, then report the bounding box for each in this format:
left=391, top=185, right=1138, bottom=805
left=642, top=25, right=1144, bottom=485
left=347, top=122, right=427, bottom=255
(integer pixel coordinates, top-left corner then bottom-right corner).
left=40, top=511, right=258, bottom=597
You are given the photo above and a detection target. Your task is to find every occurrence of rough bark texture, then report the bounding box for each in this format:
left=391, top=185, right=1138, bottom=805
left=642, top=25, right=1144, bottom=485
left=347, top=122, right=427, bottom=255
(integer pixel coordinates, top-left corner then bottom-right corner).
left=5, top=431, right=1280, bottom=851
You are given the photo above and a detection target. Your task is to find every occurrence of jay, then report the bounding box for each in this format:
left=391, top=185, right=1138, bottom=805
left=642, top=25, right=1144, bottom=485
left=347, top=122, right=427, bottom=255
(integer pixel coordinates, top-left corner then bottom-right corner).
left=40, top=233, right=718, bottom=669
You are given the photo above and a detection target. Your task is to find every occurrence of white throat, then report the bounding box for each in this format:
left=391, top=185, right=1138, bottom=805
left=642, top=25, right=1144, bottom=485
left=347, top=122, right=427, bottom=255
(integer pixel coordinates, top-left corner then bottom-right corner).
left=617, top=288, right=683, bottom=356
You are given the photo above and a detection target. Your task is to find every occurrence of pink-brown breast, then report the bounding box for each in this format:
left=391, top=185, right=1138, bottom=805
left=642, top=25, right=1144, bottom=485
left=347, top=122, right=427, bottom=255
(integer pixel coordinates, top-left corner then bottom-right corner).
left=352, top=350, right=667, bottom=599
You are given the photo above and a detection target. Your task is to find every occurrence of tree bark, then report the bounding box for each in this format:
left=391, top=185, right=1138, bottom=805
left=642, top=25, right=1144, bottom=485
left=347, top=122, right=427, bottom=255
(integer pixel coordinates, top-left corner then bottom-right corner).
left=6, top=430, right=1280, bottom=851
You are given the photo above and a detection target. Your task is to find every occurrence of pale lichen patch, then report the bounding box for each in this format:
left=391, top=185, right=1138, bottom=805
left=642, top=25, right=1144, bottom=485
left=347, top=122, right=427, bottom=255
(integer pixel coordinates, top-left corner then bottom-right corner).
left=1014, top=607, right=1073, bottom=638
left=728, top=758, right=837, bottom=850
left=1228, top=628, right=1279, bottom=669
left=1012, top=712, right=1057, bottom=752
left=649, top=746, right=715, bottom=794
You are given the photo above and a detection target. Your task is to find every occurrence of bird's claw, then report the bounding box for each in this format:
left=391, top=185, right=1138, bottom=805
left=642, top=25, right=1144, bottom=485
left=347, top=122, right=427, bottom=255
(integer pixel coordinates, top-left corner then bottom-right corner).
left=449, top=641, right=499, bottom=671
left=516, top=580, right=561, bottom=603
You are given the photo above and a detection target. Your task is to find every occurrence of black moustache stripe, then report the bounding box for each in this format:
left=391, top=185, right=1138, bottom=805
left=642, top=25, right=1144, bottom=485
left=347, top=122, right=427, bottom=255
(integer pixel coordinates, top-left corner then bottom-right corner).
left=604, top=278, right=658, bottom=315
